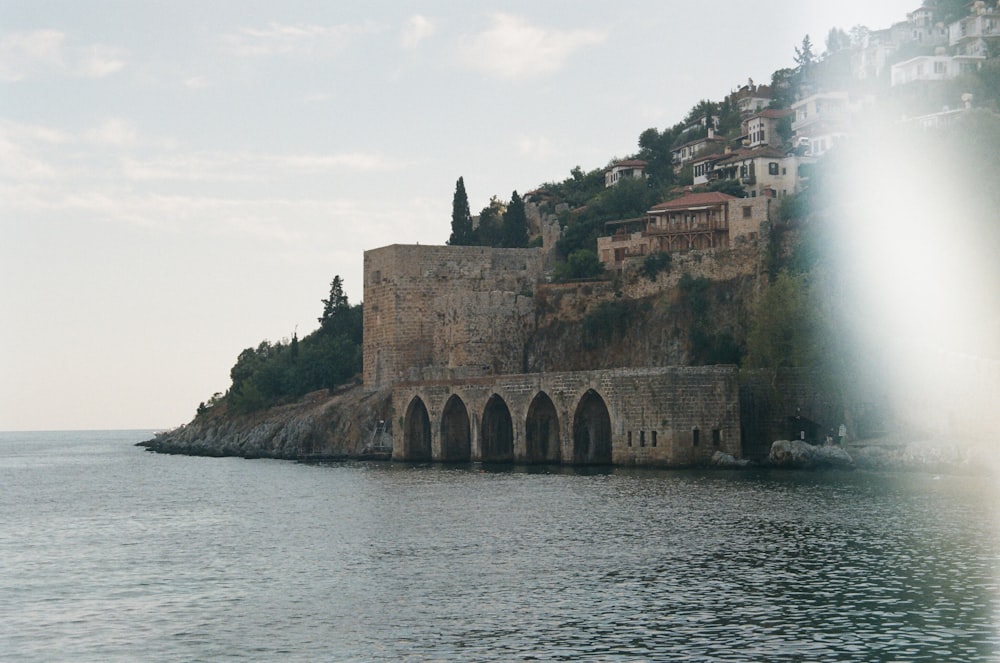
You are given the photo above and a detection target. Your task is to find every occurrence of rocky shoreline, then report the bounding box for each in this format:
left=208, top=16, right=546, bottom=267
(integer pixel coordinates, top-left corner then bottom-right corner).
left=138, top=383, right=393, bottom=461
left=712, top=437, right=999, bottom=475
left=141, top=388, right=996, bottom=475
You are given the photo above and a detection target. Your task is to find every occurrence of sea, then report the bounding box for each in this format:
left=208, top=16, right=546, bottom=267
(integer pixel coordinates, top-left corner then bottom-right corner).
left=1, top=430, right=998, bottom=662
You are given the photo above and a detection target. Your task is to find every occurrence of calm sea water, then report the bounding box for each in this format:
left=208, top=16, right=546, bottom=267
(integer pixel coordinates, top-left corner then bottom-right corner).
left=1, top=430, right=998, bottom=662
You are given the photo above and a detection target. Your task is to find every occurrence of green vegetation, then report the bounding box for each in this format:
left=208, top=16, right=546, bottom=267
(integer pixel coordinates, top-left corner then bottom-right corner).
left=224, top=276, right=363, bottom=414
left=552, top=248, right=605, bottom=281
left=448, top=179, right=531, bottom=249
left=555, top=176, right=659, bottom=259
left=676, top=273, right=743, bottom=366
left=582, top=300, right=637, bottom=350
left=640, top=251, right=671, bottom=281
left=448, top=176, right=474, bottom=246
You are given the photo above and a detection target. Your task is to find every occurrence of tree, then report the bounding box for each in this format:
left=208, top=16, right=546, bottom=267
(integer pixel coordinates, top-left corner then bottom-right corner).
left=448, top=176, right=474, bottom=245
left=685, top=99, right=718, bottom=129
left=824, top=27, right=851, bottom=56
left=794, top=34, right=816, bottom=68
left=553, top=248, right=605, bottom=281
left=501, top=190, right=529, bottom=248
left=707, top=179, right=746, bottom=197
left=319, top=275, right=349, bottom=328
left=474, top=196, right=505, bottom=247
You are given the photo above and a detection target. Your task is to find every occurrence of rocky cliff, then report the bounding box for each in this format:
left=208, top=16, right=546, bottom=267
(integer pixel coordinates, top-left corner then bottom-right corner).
left=139, top=383, right=393, bottom=460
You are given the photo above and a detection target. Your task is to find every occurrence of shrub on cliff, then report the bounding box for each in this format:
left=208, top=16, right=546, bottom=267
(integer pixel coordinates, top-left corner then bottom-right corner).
left=224, top=276, right=363, bottom=414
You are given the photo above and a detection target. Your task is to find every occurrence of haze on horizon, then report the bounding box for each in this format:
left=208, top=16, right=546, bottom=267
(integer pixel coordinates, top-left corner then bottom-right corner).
left=1, top=1, right=941, bottom=431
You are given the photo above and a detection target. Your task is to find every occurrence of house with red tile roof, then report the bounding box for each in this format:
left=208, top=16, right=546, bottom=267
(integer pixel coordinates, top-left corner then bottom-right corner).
left=671, top=129, right=727, bottom=175
left=742, top=108, right=793, bottom=149
left=596, top=191, right=771, bottom=269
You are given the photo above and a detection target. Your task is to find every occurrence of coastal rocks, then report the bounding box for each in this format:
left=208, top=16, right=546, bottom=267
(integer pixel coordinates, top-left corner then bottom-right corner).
left=768, top=439, right=855, bottom=469
left=710, top=450, right=752, bottom=468
left=140, top=384, right=393, bottom=461
left=850, top=438, right=999, bottom=475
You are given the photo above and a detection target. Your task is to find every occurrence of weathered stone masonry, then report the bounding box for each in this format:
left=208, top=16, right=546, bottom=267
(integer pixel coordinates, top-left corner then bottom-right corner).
left=364, top=244, right=744, bottom=465
left=363, top=244, right=543, bottom=388
left=392, top=367, right=741, bottom=466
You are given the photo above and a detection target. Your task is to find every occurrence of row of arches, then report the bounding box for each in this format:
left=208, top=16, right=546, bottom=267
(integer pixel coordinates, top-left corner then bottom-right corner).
left=403, top=389, right=612, bottom=464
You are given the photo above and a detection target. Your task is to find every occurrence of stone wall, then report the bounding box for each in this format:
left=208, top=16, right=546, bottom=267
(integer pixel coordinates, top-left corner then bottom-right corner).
left=392, top=366, right=741, bottom=466
left=617, top=241, right=769, bottom=300
left=363, top=244, right=544, bottom=389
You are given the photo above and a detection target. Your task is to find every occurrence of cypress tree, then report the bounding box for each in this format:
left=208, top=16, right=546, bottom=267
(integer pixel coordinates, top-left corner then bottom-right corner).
left=501, top=190, right=529, bottom=248
left=448, top=176, right=474, bottom=245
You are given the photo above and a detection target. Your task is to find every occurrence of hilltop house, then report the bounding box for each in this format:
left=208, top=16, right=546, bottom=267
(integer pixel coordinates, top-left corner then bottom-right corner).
left=671, top=129, right=727, bottom=174
left=729, top=79, right=772, bottom=117
left=710, top=147, right=812, bottom=199
left=742, top=108, right=793, bottom=149
left=596, top=191, right=770, bottom=269
left=604, top=159, right=648, bottom=187
left=891, top=53, right=984, bottom=86
left=949, top=1, right=1000, bottom=56
left=791, top=92, right=852, bottom=157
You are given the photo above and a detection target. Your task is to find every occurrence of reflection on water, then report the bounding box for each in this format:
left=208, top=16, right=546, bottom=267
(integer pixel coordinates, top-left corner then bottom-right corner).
left=1, top=432, right=998, bottom=661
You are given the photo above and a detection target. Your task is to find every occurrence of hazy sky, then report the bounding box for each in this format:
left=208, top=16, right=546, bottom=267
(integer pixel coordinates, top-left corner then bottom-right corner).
left=2, top=1, right=919, bottom=431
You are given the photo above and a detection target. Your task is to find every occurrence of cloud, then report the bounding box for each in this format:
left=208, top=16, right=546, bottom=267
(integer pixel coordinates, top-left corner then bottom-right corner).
left=0, top=30, right=125, bottom=81
left=401, top=15, right=435, bottom=49
left=78, top=43, right=125, bottom=77
left=85, top=118, right=139, bottom=147
left=458, top=13, right=606, bottom=80
left=221, top=21, right=381, bottom=57
left=183, top=75, right=209, bottom=89
left=0, top=30, right=65, bottom=81
left=121, top=150, right=411, bottom=182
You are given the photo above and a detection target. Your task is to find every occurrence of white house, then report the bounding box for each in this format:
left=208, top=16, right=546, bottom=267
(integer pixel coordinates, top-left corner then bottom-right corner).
left=891, top=54, right=985, bottom=86
left=604, top=159, right=648, bottom=188
left=949, top=1, right=1000, bottom=56
left=791, top=92, right=851, bottom=158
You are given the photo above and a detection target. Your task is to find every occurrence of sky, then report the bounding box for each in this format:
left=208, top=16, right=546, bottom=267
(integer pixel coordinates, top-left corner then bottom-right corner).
left=1, top=1, right=920, bottom=431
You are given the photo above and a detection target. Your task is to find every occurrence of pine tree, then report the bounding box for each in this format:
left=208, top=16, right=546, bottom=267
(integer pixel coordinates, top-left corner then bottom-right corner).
left=318, top=275, right=349, bottom=327
left=448, top=176, right=474, bottom=245
left=501, top=190, right=529, bottom=248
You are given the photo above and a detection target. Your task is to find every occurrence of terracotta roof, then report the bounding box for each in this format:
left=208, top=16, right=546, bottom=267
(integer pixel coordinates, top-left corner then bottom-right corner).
left=649, top=191, right=736, bottom=212
left=715, top=146, right=788, bottom=165
left=608, top=159, right=648, bottom=169
left=751, top=108, right=794, bottom=120
left=673, top=135, right=727, bottom=151
left=690, top=151, right=727, bottom=165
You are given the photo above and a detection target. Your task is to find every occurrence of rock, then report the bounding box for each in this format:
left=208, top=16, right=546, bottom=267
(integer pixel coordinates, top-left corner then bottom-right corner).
left=768, top=439, right=854, bottom=469
left=139, top=384, right=393, bottom=461
left=710, top=450, right=752, bottom=467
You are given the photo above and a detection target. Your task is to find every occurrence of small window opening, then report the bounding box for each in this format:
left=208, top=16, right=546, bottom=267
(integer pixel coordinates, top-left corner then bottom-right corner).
left=627, top=431, right=632, bottom=447
left=651, top=431, right=657, bottom=447
left=712, top=429, right=722, bottom=446
left=640, top=431, right=645, bottom=447
left=692, top=428, right=700, bottom=447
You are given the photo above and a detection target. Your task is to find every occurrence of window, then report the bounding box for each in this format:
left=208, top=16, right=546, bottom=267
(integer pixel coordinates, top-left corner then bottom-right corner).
left=768, top=162, right=779, bottom=175
left=742, top=206, right=752, bottom=218
left=692, top=428, right=700, bottom=447
left=934, top=61, right=946, bottom=74
left=627, top=431, right=632, bottom=447
left=651, top=431, right=657, bottom=447
left=712, top=429, right=722, bottom=446
left=639, top=431, right=646, bottom=447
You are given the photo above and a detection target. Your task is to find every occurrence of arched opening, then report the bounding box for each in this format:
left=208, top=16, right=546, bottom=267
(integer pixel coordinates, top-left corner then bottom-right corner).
left=481, top=394, right=513, bottom=462
left=404, top=396, right=431, bottom=461
left=526, top=391, right=560, bottom=463
left=440, top=394, right=471, bottom=462
left=572, top=389, right=612, bottom=464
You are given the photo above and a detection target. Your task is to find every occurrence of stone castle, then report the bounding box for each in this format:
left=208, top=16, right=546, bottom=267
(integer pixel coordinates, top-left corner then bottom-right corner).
left=363, top=243, right=747, bottom=466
